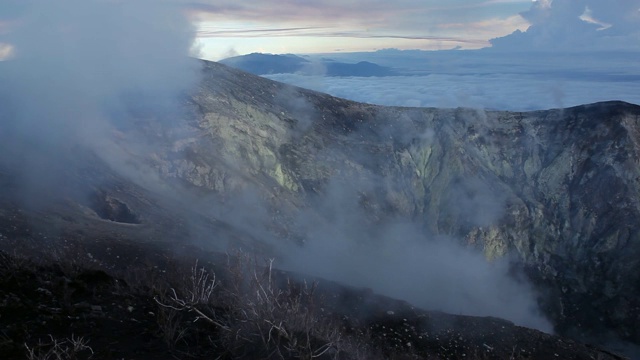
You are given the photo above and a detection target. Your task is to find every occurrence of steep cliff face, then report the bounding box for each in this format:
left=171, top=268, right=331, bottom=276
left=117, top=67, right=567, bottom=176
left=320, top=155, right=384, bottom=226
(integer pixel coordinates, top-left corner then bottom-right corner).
left=131, top=61, right=640, bottom=345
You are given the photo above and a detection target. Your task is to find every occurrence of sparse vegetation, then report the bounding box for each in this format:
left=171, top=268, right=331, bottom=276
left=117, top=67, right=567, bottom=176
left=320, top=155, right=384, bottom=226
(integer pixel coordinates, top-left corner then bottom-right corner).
left=24, top=334, right=93, bottom=360
left=0, top=237, right=626, bottom=359
left=0, top=240, right=383, bottom=359
left=153, top=251, right=377, bottom=359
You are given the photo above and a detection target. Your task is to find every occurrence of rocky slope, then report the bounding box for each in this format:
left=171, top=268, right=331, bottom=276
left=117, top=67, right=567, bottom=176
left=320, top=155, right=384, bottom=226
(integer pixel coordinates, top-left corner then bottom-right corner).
left=1, top=60, right=639, bottom=356
left=150, top=61, right=640, bottom=347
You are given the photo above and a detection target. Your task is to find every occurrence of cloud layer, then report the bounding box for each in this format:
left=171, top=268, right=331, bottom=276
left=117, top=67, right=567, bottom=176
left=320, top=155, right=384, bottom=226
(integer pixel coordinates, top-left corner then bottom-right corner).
left=491, top=0, right=640, bottom=50
left=265, top=50, right=640, bottom=111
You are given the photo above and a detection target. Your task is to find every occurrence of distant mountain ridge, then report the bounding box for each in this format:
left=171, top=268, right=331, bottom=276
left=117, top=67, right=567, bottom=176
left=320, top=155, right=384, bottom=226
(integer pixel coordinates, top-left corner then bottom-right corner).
left=220, top=52, right=398, bottom=77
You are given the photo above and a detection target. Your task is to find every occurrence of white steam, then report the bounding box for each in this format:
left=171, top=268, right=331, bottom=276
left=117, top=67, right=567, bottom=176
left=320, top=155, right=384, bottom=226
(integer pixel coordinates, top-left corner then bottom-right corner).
left=0, top=0, right=200, bottom=194
left=278, top=176, right=552, bottom=333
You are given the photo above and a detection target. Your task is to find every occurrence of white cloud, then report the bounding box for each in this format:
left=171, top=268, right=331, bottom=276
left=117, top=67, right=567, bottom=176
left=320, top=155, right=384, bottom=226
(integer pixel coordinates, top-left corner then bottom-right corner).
left=532, top=0, right=552, bottom=10
left=265, top=51, right=640, bottom=111
left=0, top=43, right=13, bottom=60
left=491, top=0, right=640, bottom=51
left=579, top=6, right=612, bottom=31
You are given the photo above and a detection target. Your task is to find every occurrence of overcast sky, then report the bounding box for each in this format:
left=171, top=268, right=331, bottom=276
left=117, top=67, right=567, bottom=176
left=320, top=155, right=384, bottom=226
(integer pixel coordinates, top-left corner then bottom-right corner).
left=2, top=0, right=639, bottom=61
left=190, top=0, right=533, bottom=59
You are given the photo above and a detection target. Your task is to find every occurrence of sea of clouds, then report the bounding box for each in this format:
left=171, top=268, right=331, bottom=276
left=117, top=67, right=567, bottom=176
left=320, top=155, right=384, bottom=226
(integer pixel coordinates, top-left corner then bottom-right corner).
left=265, top=50, right=640, bottom=111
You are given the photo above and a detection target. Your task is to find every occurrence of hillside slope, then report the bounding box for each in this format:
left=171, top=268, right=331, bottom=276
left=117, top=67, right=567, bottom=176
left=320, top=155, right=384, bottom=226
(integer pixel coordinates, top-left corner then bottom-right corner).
left=0, top=60, right=639, bottom=355
left=164, top=61, right=640, bottom=346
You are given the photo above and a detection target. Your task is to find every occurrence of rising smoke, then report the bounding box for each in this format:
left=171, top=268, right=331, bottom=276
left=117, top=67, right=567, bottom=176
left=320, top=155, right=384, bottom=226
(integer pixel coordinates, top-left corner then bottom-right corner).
left=269, top=109, right=553, bottom=333
left=0, top=0, right=200, bottom=201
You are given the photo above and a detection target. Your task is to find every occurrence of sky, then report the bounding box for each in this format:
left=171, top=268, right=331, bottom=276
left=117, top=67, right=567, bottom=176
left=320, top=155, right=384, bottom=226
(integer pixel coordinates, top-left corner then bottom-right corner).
left=0, top=0, right=639, bottom=110
left=190, top=0, right=534, bottom=59
left=189, top=0, right=640, bottom=59
left=1, top=0, right=638, bottom=61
